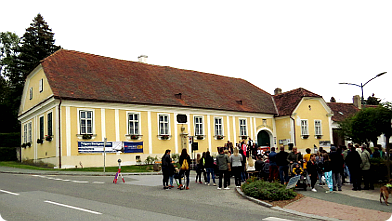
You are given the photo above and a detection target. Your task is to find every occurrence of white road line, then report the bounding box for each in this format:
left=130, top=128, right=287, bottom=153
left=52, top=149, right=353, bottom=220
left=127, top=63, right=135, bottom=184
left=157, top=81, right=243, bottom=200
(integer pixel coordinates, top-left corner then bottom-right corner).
left=72, top=180, right=89, bottom=183
left=262, top=217, right=292, bottom=221
left=92, top=181, right=105, bottom=184
left=0, top=189, right=20, bottom=196
left=44, top=200, right=102, bottom=215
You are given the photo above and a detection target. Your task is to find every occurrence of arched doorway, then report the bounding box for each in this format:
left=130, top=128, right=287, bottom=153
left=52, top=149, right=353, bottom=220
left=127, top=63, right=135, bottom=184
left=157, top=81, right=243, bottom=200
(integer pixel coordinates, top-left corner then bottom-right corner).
left=257, top=130, right=270, bottom=147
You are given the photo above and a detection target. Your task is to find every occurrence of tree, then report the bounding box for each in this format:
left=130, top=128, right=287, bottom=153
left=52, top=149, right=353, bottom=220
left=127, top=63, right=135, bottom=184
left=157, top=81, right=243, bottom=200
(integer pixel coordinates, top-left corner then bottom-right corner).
left=17, top=13, right=61, bottom=85
left=366, top=93, right=381, bottom=105
left=0, top=32, right=20, bottom=81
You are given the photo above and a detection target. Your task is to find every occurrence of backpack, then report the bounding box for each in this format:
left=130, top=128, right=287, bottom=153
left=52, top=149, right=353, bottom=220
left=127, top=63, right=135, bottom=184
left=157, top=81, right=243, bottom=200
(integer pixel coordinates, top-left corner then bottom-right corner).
left=263, top=161, right=270, bottom=174
left=181, top=157, right=189, bottom=170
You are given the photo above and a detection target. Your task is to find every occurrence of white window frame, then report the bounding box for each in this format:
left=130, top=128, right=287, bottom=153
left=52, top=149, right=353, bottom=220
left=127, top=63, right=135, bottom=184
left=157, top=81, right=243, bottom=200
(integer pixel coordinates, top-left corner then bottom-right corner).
left=127, top=112, right=140, bottom=135
left=214, top=117, right=223, bottom=136
left=301, top=119, right=309, bottom=135
left=29, top=87, right=33, bottom=100
left=239, top=118, right=247, bottom=136
left=78, top=109, right=94, bottom=134
left=194, top=116, right=204, bottom=136
left=314, top=120, right=322, bottom=135
left=23, top=124, right=28, bottom=143
left=27, top=122, right=32, bottom=143
left=158, top=114, right=170, bottom=135
left=39, top=79, right=43, bottom=93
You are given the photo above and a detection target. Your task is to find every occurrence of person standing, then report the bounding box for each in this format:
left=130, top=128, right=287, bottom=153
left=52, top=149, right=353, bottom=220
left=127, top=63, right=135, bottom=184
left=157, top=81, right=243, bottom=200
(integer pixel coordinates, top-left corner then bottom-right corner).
left=329, top=146, right=344, bottom=191
left=204, top=151, right=216, bottom=186
left=216, top=147, right=230, bottom=190
left=345, top=144, right=362, bottom=191
left=276, top=146, right=289, bottom=185
left=322, top=153, right=333, bottom=193
left=230, top=148, right=243, bottom=187
left=162, top=149, right=172, bottom=190
left=178, top=148, right=191, bottom=190
left=307, top=154, right=318, bottom=192
left=360, top=144, right=373, bottom=190
left=268, top=147, right=279, bottom=182
left=303, top=148, right=312, bottom=187
left=195, top=153, right=203, bottom=184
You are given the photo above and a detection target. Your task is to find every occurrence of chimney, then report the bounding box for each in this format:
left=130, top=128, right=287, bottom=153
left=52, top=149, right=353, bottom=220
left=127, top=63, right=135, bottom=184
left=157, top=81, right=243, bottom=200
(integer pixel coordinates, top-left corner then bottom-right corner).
left=138, top=55, right=148, bottom=63
left=274, top=88, right=282, bottom=95
left=353, top=95, right=362, bottom=109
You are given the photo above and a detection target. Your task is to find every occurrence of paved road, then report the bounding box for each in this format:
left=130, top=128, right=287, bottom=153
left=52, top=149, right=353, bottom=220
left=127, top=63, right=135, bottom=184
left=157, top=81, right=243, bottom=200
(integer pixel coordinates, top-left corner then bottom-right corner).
left=0, top=173, right=321, bottom=221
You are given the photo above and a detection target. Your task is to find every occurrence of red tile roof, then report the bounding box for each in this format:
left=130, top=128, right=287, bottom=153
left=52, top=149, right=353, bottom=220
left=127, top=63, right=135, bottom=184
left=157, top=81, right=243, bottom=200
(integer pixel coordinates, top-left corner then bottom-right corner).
left=41, top=49, right=277, bottom=114
left=327, top=102, right=360, bottom=122
left=273, top=88, right=323, bottom=116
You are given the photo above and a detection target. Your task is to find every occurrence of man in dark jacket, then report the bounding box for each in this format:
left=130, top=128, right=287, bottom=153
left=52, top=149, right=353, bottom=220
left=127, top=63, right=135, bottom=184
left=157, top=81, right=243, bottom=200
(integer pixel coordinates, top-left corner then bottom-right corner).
left=329, top=146, right=344, bottom=191
left=276, top=145, right=289, bottom=184
left=345, top=144, right=362, bottom=191
left=268, top=147, right=279, bottom=182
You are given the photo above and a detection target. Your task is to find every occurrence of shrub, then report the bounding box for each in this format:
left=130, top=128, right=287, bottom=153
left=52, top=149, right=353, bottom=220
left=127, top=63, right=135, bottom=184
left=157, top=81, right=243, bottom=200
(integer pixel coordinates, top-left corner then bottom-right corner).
left=242, top=178, right=297, bottom=201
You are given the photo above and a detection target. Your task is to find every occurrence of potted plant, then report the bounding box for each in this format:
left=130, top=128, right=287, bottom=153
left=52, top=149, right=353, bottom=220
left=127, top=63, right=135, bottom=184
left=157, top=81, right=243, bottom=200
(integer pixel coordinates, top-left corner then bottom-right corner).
left=216, top=135, right=224, bottom=140
left=130, top=134, right=140, bottom=140
left=21, top=143, right=26, bottom=148
left=302, top=135, right=309, bottom=139
left=82, top=134, right=92, bottom=139
left=160, top=135, right=169, bottom=140
left=45, top=135, right=52, bottom=141
left=316, top=135, right=322, bottom=139
left=37, top=138, right=43, bottom=144
left=26, top=142, right=31, bottom=147
left=196, top=135, right=204, bottom=140
left=241, top=136, right=248, bottom=140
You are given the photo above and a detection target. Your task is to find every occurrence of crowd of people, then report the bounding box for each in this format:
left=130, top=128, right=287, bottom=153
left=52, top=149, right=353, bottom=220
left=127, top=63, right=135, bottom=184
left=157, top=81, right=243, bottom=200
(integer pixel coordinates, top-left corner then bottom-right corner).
left=161, top=141, right=391, bottom=193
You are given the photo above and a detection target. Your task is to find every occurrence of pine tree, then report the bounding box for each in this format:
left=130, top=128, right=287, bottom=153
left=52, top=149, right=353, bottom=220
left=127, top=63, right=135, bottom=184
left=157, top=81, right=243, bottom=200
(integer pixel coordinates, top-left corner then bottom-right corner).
left=17, top=13, right=61, bottom=85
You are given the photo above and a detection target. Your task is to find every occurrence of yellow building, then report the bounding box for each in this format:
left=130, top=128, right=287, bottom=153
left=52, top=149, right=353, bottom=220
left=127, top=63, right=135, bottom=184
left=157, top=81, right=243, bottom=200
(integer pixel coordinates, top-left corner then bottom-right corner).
left=272, top=88, right=334, bottom=153
left=18, top=50, right=278, bottom=168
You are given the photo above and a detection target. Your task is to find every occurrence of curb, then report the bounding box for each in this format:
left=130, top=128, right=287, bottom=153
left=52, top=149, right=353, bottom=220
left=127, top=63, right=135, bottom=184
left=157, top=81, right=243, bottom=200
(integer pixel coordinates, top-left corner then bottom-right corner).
left=0, top=170, right=162, bottom=176
left=235, top=187, right=342, bottom=221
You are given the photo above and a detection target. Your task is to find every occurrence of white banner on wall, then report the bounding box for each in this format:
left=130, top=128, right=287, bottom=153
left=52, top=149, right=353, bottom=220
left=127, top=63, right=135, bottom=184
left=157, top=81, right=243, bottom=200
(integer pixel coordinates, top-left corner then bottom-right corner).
left=78, top=141, right=123, bottom=153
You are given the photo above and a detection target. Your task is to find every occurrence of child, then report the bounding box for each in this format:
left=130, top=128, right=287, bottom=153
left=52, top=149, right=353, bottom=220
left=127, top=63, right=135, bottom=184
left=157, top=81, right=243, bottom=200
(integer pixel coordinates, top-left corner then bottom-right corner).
left=292, top=163, right=303, bottom=176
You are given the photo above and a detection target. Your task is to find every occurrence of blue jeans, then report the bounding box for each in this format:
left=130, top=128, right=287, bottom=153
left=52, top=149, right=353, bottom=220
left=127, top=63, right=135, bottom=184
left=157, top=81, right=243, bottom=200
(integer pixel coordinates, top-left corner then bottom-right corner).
left=206, top=167, right=216, bottom=184
left=279, top=165, right=289, bottom=184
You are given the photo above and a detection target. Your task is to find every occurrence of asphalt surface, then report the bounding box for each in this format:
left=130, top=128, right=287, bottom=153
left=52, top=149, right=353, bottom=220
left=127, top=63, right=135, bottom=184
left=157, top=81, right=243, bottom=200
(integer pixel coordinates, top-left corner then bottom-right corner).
left=1, top=166, right=391, bottom=221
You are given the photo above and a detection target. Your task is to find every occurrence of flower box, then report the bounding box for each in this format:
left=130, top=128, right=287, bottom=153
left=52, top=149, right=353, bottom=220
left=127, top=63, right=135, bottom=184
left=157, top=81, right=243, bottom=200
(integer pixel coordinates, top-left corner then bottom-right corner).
left=216, top=135, right=224, bottom=140
left=316, top=135, right=322, bottom=139
left=26, top=142, right=31, bottom=147
left=45, top=135, right=53, bottom=142
left=196, top=135, right=205, bottom=140
left=82, top=134, right=93, bottom=140
left=160, top=135, right=170, bottom=140
left=37, top=139, right=43, bottom=144
left=302, top=135, right=309, bottom=139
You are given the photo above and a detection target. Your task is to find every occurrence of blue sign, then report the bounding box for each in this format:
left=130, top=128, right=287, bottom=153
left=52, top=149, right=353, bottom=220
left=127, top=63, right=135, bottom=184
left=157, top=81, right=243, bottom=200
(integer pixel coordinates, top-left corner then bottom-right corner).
left=124, top=142, right=143, bottom=153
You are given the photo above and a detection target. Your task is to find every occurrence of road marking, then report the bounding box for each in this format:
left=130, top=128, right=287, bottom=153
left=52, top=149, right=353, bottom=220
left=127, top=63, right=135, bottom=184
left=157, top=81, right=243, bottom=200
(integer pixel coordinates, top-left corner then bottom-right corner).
left=92, top=181, right=105, bottom=184
left=0, top=189, right=19, bottom=196
left=262, top=217, right=292, bottom=221
left=72, top=180, right=89, bottom=183
left=44, top=200, right=102, bottom=215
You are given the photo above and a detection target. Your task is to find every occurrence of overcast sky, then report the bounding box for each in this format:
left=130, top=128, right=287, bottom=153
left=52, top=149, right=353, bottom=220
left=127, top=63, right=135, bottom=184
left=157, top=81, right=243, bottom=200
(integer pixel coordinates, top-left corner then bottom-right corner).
left=2, top=1, right=391, bottom=104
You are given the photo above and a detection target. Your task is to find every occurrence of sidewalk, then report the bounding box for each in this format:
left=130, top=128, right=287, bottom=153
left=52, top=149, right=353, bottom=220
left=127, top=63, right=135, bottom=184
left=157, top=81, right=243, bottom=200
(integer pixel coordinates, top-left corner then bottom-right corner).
left=1, top=166, right=391, bottom=221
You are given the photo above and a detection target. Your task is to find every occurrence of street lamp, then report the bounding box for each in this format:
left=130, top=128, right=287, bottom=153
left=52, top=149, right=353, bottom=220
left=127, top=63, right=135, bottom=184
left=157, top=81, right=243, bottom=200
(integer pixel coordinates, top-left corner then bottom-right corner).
left=339, top=72, right=387, bottom=107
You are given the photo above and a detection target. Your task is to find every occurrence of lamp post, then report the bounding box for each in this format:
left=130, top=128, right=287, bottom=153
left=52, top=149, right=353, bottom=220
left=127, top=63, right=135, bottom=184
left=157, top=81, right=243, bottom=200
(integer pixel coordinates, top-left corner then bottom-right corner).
left=339, top=72, right=386, bottom=107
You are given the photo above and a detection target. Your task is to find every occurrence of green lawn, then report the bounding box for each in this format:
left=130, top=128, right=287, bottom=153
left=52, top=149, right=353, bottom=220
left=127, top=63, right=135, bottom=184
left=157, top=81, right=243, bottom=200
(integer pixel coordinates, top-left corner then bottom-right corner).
left=0, top=161, right=156, bottom=173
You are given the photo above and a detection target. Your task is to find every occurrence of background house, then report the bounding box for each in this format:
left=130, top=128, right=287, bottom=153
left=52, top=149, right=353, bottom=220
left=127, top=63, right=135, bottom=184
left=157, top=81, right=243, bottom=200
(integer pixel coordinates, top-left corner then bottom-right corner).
left=273, top=88, right=334, bottom=153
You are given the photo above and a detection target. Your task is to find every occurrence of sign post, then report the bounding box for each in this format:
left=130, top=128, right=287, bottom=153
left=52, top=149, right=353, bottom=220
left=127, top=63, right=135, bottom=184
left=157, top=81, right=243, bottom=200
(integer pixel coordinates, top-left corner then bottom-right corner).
left=103, top=138, right=107, bottom=173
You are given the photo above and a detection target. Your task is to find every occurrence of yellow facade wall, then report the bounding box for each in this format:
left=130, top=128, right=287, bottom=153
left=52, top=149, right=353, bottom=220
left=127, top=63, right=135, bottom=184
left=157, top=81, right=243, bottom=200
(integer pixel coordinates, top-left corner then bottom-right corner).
left=22, top=69, right=53, bottom=112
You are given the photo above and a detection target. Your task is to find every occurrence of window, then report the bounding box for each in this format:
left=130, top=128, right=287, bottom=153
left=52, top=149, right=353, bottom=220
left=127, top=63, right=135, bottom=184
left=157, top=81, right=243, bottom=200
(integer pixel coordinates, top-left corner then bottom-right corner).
left=39, top=79, right=43, bottom=92
left=29, top=87, right=33, bottom=100
left=128, top=113, right=140, bottom=135
left=239, top=119, right=247, bottom=136
left=301, top=120, right=309, bottom=135
left=159, top=114, right=169, bottom=135
left=315, top=120, right=322, bottom=135
left=39, top=116, right=44, bottom=140
left=23, top=124, right=28, bottom=143
left=194, top=116, right=203, bottom=136
left=47, top=112, right=53, bottom=136
left=214, top=117, right=223, bottom=136
left=27, top=122, right=32, bottom=143
left=80, top=110, right=93, bottom=134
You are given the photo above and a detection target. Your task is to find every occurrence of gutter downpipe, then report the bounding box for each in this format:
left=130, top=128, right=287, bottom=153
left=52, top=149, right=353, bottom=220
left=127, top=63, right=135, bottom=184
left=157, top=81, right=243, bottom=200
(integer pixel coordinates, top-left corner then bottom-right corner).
left=58, top=97, right=62, bottom=169
left=290, top=115, right=296, bottom=147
